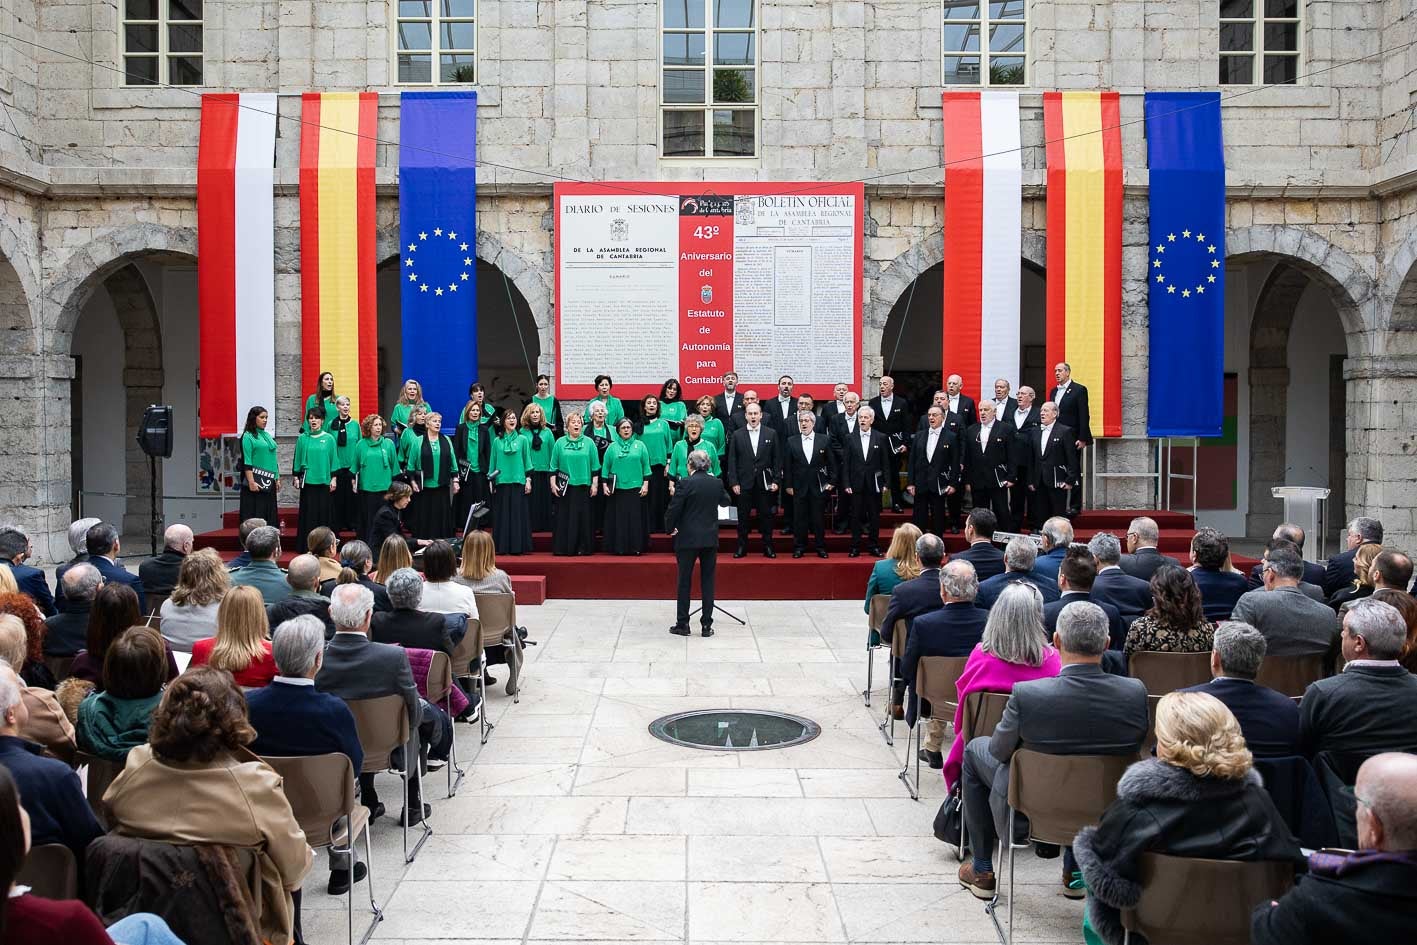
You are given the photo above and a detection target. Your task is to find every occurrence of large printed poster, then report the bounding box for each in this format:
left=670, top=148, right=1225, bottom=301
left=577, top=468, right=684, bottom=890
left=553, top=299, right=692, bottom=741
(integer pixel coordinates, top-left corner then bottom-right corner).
left=554, top=182, right=864, bottom=400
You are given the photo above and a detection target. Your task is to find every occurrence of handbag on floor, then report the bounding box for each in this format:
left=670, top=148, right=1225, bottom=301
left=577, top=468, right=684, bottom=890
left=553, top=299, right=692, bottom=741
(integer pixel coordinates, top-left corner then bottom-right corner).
left=933, top=784, right=964, bottom=847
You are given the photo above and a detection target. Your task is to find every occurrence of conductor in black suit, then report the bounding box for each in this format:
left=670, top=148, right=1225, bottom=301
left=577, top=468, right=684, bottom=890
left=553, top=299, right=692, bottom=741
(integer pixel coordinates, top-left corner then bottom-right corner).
left=785, top=411, right=836, bottom=558
left=868, top=376, right=912, bottom=512
left=667, top=450, right=729, bottom=637
left=1048, top=362, right=1092, bottom=515
left=726, top=402, right=782, bottom=558
left=842, top=405, right=891, bottom=557
left=1027, top=401, right=1079, bottom=523
left=907, top=406, right=959, bottom=537
left=963, top=401, right=1016, bottom=532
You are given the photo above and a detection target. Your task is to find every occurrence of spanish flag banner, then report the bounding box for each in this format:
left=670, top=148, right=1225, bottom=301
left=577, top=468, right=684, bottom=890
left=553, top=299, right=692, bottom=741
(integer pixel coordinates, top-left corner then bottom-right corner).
left=1042, top=91, right=1122, bottom=438
left=300, top=92, right=379, bottom=422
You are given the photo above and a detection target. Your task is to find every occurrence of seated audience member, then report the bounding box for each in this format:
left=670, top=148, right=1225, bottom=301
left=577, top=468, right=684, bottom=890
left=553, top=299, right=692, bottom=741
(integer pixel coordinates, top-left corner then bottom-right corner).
left=1032, top=516, right=1074, bottom=583
left=190, top=585, right=277, bottom=688
left=68, top=583, right=143, bottom=688
left=1181, top=622, right=1300, bottom=757
left=75, top=626, right=166, bottom=762
left=158, top=547, right=229, bottom=652
left=45, top=563, right=102, bottom=657
left=228, top=525, right=289, bottom=605
left=1119, top=516, right=1180, bottom=581
left=1371, top=588, right=1417, bottom=674
left=0, top=526, right=55, bottom=617
left=455, top=530, right=515, bottom=595
left=1046, top=549, right=1124, bottom=648
left=307, top=526, right=344, bottom=585
left=1247, top=539, right=1326, bottom=601
left=881, top=533, right=948, bottom=717
left=1370, top=549, right=1413, bottom=593
left=0, top=570, right=16, bottom=598
left=226, top=517, right=268, bottom=572
left=976, top=537, right=1061, bottom=608
left=957, top=601, right=1148, bottom=901
left=952, top=509, right=1005, bottom=581
left=84, top=523, right=147, bottom=614
left=1322, top=515, right=1383, bottom=597
left=1075, top=692, right=1304, bottom=945
left=1187, top=527, right=1249, bottom=621
left=319, top=540, right=393, bottom=613
left=1252, top=752, right=1417, bottom=944
left=371, top=569, right=455, bottom=657
left=1231, top=545, right=1337, bottom=658
left=265, top=554, right=334, bottom=639
left=0, top=616, right=76, bottom=760
left=1246, top=523, right=1326, bottom=589
left=373, top=534, right=414, bottom=583
left=1327, top=542, right=1380, bottom=612
left=0, top=593, right=53, bottom=690
left=1123, top=564, right=1214, bottom=656
left=942, top=582, right=1063, bottom=790
left=105, top=666, right=313, bottom=945
left=1089, top=532, right=1154, bottom=623
left=0, top=662, right=102, bottom=860
left=51, top=515, right=100, bottom=613
left=137, top=524, right=192, bottom=600
left=864, top=523, right=923, bottom=610
left=417, top=540, right=479, bottom=621
left=248, top=615, right=367, bottom=897
left=904, top=560, right=988, bottom=769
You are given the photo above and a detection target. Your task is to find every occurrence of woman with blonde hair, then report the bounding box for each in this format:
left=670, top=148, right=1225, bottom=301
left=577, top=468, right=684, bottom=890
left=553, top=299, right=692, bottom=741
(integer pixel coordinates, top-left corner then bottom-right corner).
left=0, top=568, right=16, bottom=597
left=159, top=547, right=230, bottom=652
left=190, top=585, right=276, bottom=688
left=390, top=377, right=429, bottom=433
left=1328, top=542, right=1382, bottom=612
left=863, top=522, right=922, bottom=611
left=373, top=533, right=413, bottom=583
left=455, top=530, right=513, bottom=595
left=1074, top=691, right=1303, bottom=945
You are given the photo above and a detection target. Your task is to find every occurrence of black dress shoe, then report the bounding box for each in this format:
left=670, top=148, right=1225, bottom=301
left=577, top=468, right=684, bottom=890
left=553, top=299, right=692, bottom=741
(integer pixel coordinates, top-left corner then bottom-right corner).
left=848, top=549, right=860, bottom=558
left=764, top=547, right=776, bottom=558
left=398, top=803, right=433, bottom=827
left=792, top=550, right=804, bottom=558
left=869, top=546, right=884, bottom=557
left=891, top=505, right=904, bottom=513
left=701, top=626, right=714, bottom=637
left=327, top=861, right=368, bottom=896
left=365, top=802, right=386, bottom=821
left=817, top=550, right=829, bottom=559
left=918, top=748, right=944, bottom=770
left=733, top=548, right=747, bottom=558
left=669, top=624, right=691, bottom=636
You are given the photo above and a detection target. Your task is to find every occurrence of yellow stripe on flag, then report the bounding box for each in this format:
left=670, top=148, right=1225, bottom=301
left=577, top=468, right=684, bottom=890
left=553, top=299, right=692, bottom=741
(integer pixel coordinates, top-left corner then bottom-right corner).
left=1060, top=92, right=1106, bottom=412
left=316, top=94, right=365, bottom=419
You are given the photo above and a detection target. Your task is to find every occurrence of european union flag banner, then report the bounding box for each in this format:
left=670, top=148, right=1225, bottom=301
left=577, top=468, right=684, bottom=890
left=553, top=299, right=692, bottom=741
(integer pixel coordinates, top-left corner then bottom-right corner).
left=400, top=91, right=477, bottom=420
left=1145, top=92, right=1225, bottom=437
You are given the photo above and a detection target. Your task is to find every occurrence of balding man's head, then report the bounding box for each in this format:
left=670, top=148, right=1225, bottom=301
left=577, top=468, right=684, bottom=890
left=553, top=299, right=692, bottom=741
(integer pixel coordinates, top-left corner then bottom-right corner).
left=1356, top=753, right=1417, bottom=851
left=164, top=523, right=194, bottom=554
left=286, top=554, right=322, bottom=591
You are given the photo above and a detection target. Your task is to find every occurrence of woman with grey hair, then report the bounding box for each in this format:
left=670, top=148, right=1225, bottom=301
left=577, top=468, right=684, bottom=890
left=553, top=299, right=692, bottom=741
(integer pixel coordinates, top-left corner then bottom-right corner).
left=941, top=582, right=1062, bottom=788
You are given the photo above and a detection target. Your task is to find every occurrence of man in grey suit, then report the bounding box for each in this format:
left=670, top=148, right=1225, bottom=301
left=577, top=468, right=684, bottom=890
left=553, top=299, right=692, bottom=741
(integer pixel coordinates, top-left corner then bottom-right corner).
left=957, top=601, right=1148, bottom=901
left=1230, top=546, right=1338, bottom=659
left=1118, top=516, right=1180, bottom=581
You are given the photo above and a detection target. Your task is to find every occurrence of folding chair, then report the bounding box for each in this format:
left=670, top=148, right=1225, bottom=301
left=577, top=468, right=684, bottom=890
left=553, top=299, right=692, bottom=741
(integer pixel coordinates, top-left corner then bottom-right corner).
left=424, top=650, right=466, bottom=797
left=953, top=690, right=1013, bottom=864
left=450, top=615, right=491, bottom=744
left=76, top=751, right=123, bottom=830
left=1122, top=853, right=1295, bottom=945
left=863, top=593, right=891, bottom=707
left=262, top=753, right=383, bottom=945
left=473, top=591, right=523, bottom=706
left=1127, top=650, right=1214, bottom=695
left=875, top=618, right=907, bottom=747
left=343, top=694, right=430, bottom=864
left=898, top=655, right=970, bottom=799
left=995, top=749, right=1136, bottom=944
left=16, top=844, right=76, bottom=900
left=1255, top=653, right=1326, bottom=697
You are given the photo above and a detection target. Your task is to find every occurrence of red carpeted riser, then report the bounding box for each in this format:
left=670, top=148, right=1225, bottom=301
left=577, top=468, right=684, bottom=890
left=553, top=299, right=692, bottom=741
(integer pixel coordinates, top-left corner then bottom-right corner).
left=495, top=553, right=880, bottom=600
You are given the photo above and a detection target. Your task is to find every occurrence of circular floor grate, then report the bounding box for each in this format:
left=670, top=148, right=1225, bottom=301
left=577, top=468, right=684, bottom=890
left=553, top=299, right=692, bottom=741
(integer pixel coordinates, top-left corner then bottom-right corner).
left=648, top=710, right=821, bottom=751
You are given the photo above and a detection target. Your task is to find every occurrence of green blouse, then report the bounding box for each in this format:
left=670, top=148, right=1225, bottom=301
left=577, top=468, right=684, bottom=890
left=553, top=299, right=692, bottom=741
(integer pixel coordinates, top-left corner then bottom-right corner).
left=404, top=434, right=451, bottom=486
left=637, top=418, right=673, bottom=467
left=301, top=393, right=340, bottom=434
left=488, top=431, right=531, bottom=485
left=241, top=430, right=278, bottom=475
left=353, top=436, right=398, bottom=493
left=293, top=430, right=338, bottom=486
left=390, top=401, right=430, bottom=432
left=461, top=422, right=484, bottom=473
left=668, top=437, right=721, bottom=478
left=601, top=436, right=651, bottom=490
left=521, top=427, right=555, bottom=472
left=583, top=395, right=624, bottom=428
left=328, top=418, right=359, bottom=471
left=396, top=426, right=424, bottom=470
left=660, top=400, right=688, bottom=435
left=531, top=394, right=561, bottom=431
left=551, top=434, right=599, bottom=487
left=698, top=416, right=727, bottom=455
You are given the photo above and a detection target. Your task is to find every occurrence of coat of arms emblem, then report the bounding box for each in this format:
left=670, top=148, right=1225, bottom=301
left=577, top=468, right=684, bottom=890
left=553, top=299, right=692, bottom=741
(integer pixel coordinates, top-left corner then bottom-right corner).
left=700, top=284, right=713, bottom=304
left=610, top=218, right=628, bottom=241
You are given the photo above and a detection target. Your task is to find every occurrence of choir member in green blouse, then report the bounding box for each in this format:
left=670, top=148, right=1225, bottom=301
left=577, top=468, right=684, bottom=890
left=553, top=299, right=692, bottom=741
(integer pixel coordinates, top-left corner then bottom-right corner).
left=301, top=371, right=340, bottom=435
left=658, top=378, right=688, bottom=438
left=668, top=414, right=722, bottom=485
left=550, top=413, right=598, bottom=556
left=530, top=374, right=564, bottom=437
left=488, top=409, right=533, bottom=555
left=352, top=414, right=399, bottom=538
left=582, top=374, right=624, bottom=428
left=519, top=401, right=556, bottom=533
left=396, top=405, right=429, bottom=469
left=294, top=408, right=339, bottom=541
left=452, top=400, right=490, bottom=535
left=637, top=394, right=673, bottom=535
left=327, top=396, right=360, bottom=532
left=586, top=401, right=614, bottom=537
left=694, top=395, right=727, bottom=457
left=601, top=418, right=650, bottom=555
left=390, top=378, right=430, bottom=436
left=240, top=405, right=279, bottom=525
left=403, top=411, right=457, bottom=540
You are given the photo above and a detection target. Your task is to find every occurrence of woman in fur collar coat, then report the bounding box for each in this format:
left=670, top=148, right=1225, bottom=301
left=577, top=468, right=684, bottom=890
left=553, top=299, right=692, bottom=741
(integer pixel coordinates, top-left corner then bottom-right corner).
left=1073, top=691, right=1305, bottom=945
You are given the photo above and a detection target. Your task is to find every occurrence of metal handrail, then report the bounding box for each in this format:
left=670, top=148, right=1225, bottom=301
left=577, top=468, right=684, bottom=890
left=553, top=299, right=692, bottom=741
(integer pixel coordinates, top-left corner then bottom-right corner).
left=1086, top=437, right=1164, bottom=511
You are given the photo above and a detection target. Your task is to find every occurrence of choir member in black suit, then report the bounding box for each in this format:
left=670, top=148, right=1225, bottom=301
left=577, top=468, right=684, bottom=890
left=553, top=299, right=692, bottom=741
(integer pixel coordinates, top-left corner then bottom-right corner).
left=762, top=376, right=797, bottom=438
left=819, top=383, right=849, bottom=426
left=713, top=371, right=745, bottom=426
left=725, top=390, right=760, bottom=437
left=784, top=411, right=836, bottom=558
left=963, top=401, right=1017, bottom=532
left=988, top=377, right=1018, bottom=421
left=907, top=406, right=959, bottom=538
left=1027, top=401, right=1080, bottom=523
left=828, top=392, right=863, bottom=442
left=944, top=374, right=978, bottom=429
left=842, top=406, right=891, bottom=558
left=1004, top=385, right=1041, bottom=529
left=868, top=376, right=912, bottom=512
left=916, top=389, right=948, bottom=431
left=726, top=403, right=782, bottom=558
left=1048, top=362, right=1093, bottom=515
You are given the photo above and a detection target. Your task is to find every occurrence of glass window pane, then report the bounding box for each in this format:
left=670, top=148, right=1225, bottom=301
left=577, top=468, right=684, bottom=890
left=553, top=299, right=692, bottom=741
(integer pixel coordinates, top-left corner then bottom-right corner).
left=989, top=57, right=1025, bottom=85
left=989, top=1, right=1025, bottom=17
left=440, top=54, right=476, bottom=82
left=399, top=1, right=433, bottom=15
left=169, top=55, right=202, bottom=85
left=663, top=33, right=705, bottom=66
left=712, top=68, right=754, bottom=103
left=989, top=23, right=1024, bottom=54
left=125, top=24, right=158, bottom=53
left=1220, top=21, right=1253, bottom=52
left=399, top=53, right=432, bottom=83
left=943, top=24, right=980, bottom=52
left=441, top=21, right=475, bottom=49
left=1218, top=54, right=1252, bottom=84
left=124, top=56, right=158, bottom=85
left=714, top=33, right=754, bottom=65
left=663, top=69, right=706, bottom=103
left=943, top=55, right=982, bottom=85
left=125, top=0, right=157, bottom=19
left=943, top=1, right=982, bottom=19
left=1264, top=22, right=1298, bottom=52
left=1263, top=0, right=1297, bottom=16
left=714, top=0, right=754, bottom=29
left=399, top=21, right=432, bottom=50
left=664, top=0, right=705, bottom=29
left=441, top=0, right=476, bottom=16
left=1263, top=53, right=1297, bottom=84
left=1219, top=0, right=1253, bottom=16
left=168, top=0, right=201, bottom=20
left=711, top=109, right=755, bottom=157
left=663, top=109, right=706, bottom=156
left=169, top=24, right=202, bottom=53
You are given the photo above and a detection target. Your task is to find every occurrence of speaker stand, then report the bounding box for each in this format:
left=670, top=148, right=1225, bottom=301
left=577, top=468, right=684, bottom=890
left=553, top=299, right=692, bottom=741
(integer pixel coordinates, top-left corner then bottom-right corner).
left=148, top=454, right=161, bottom=556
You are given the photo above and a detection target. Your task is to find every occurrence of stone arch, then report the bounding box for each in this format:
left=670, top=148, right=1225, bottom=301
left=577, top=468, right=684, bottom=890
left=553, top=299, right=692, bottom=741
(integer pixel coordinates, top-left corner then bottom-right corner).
left=0, top=221, right=37, bottom=356
left=1380, top=226, right=1417, bottom=331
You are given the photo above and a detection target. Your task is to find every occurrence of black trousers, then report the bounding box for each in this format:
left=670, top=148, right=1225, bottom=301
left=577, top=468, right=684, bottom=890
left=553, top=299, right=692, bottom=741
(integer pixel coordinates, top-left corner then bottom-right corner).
left=736, top=484, right=776, bottom=549
left=972, top=485, right=1014, bottom=533
left=912, top=487, right=950, bottom=536
left=1032, top=484, right=1071, bottom=523
left=886, top=448, right=906, bottom=508
left=1009, top=475, right=1032, bottom=531
left=791, top=489, right=828, bottom=552
left=675, top=546, right=717, bottom=627
left=946, top=486, right=965, bottom=529
left=850, top=489, right=883, bottom=551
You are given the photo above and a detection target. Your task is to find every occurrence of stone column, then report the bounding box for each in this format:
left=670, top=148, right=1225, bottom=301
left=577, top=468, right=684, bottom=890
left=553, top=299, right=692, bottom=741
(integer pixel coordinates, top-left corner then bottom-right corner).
left=1343, top=354, right=1417, bottom=554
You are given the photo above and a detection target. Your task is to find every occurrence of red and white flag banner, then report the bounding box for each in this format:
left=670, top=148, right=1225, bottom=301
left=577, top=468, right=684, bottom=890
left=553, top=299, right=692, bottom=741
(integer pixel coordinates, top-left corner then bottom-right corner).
left=198, top=93, right=278, bottom=438
left=941, top=90, right=1022, bottom=400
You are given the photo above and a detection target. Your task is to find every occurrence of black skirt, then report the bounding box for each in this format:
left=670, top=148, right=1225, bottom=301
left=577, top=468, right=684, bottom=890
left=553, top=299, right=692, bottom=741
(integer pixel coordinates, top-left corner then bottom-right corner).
left=646, top=464, right=669, bottom=536
left=332, top=469, right=358, bottom=533
left=553, top=484, right=593, bottom=556
left=491, top=483, right=533, bottom=554
left=453, top=472, right=492, bottom=538
left=297, top=483, right=336, bottom=545
left=603, top=488, right=646, bottom=555
left=240, top=484, right=278, bottom=527
left=359, top=491, right=386, bottom=541
left=528, top=470, right=555, bottom=532
left=408, top=485, right=454, bottom=540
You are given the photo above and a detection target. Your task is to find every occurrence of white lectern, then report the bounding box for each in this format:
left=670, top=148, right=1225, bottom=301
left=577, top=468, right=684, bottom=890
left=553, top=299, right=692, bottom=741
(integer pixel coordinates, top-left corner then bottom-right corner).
left=1271, top=486, right=1331, bottom=561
